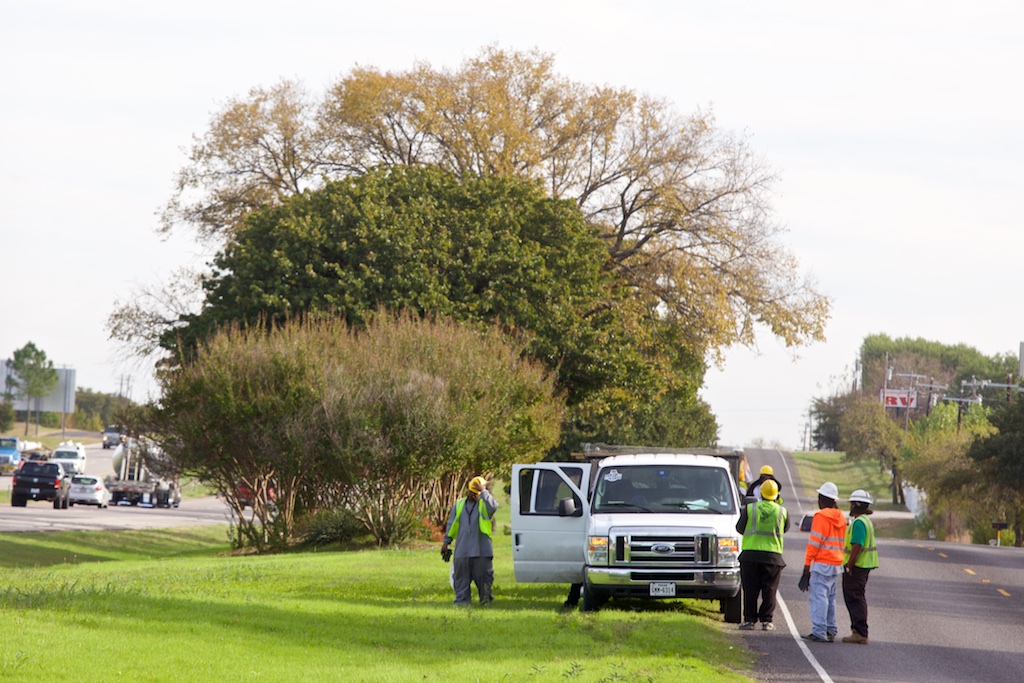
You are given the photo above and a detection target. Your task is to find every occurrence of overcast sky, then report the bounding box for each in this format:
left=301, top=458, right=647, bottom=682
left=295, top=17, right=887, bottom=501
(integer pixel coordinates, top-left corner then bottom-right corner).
left=3, top=1, right=1021, bottom=448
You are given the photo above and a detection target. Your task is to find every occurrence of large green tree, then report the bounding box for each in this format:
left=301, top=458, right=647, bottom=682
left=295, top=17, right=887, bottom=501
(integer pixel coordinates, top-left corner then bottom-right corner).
left=163, top=165, right=706, bottom=448
left=8, top=342, right=58, bottom=436
left=114, top=48, right=830, bottom=423
left=966, top=398, right=1024, bottom=546
left=839, top=399, right=906, bottom=505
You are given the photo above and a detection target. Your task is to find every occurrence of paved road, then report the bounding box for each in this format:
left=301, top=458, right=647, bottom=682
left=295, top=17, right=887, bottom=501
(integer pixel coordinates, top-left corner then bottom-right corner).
left=740, top=447, right=1024, bottom=683
left=0, top=441, right=234, bottom=532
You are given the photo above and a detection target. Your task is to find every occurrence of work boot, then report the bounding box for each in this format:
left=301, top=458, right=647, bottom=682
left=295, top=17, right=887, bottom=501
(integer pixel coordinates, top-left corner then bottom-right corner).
left=841, top=632, right=869, bottom=644
left=738, top=622, right=756, bottom=630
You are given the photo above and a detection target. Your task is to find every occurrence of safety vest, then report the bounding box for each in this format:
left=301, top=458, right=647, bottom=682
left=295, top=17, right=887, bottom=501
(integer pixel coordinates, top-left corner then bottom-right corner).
left=806, top=509, right=846, bottom=565
left=844, top=515, right=878, bottom=569
left=448, top=496, right=492, bottom=541
left=742, top=501, right=786, bottom=554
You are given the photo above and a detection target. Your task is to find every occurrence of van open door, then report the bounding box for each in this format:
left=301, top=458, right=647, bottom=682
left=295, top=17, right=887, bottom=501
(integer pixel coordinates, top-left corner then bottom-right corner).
left=510, top=462, right=590, bottom=583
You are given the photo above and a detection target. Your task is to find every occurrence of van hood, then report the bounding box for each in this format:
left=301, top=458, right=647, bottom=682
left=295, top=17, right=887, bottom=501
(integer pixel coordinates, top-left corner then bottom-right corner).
left=590, top=511, right=737, bottom=535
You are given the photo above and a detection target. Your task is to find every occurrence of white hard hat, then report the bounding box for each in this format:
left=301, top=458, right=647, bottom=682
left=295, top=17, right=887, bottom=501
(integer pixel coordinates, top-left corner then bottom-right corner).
left=848, top=489, right=873, bottom=505
left=816, top=482, right=839, bottom=501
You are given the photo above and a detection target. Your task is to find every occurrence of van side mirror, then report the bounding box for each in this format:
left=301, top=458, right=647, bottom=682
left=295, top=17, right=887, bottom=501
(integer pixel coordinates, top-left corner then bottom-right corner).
left=742, top=495, right=757, bottom=506
left=558, top=496, right=580, bottom=517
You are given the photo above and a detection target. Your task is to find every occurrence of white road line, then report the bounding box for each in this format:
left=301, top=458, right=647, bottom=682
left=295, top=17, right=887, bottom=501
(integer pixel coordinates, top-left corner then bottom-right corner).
left=778, top=594, right=834, bottom=683
left=774, top=450, right=832, bottom=682
left=775, top=448, right=804, bottom=517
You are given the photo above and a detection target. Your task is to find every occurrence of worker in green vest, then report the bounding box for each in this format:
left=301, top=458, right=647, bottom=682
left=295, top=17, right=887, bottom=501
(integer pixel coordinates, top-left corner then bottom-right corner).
left=735, top=479, right=789, bottom=630
left=441, top=475, right=499, bottom=606
left=841, top=489, right=878, bottom=644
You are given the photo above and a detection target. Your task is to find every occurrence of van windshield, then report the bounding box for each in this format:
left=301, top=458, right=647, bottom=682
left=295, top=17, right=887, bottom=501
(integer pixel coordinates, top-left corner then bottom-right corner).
left=0, top=437, right=17, bottom=450
left=593, top=465, right=736, bottom=514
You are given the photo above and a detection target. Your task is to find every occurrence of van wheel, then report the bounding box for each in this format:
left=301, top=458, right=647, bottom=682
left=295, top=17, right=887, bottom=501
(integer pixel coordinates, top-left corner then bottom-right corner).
left=722, top=593, right=742, bottom=624
left=581, top=585, right=607, bottom=613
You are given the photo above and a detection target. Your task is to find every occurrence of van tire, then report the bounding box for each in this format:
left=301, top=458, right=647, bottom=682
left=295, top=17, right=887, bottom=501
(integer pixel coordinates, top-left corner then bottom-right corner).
left=722, top=593, right=742, bottom=624
left=581, top=584, right=607, bottom=612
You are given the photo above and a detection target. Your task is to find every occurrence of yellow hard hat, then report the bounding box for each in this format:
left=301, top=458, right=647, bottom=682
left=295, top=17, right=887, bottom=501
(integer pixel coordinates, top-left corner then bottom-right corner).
left=468, top=476, right=488, bottom=493
left=760, top=465, right=774, bottom=476
left=760, top=479, right=779, bottom=501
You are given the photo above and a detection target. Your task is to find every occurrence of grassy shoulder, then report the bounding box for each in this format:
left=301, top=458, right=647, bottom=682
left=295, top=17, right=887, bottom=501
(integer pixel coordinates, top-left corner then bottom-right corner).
left=790, top=451, right=917, bottom=539
left=0, top=526, right=756, bottom=683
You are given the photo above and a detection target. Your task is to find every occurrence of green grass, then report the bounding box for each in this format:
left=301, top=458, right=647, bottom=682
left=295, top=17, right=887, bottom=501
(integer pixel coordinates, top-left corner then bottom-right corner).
left=0, top=527, right=756, bottom=683
left=791, top=451, right=918, bottom=539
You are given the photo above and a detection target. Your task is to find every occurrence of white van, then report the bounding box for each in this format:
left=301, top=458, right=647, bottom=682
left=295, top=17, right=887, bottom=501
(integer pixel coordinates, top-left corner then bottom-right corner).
left=51, top=441, right=88, bottom=475
left=511, top=452, right=743, bottom=620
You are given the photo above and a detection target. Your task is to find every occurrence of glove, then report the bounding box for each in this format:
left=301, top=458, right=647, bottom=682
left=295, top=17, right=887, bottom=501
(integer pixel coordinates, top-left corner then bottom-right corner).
left=440, top=546, right=452, bottom=563
left=798, top=572, right=810, bottom=592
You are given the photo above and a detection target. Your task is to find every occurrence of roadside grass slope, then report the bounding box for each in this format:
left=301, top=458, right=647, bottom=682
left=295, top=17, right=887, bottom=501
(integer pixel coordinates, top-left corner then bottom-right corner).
left=0, top=525, right=755, bottom=683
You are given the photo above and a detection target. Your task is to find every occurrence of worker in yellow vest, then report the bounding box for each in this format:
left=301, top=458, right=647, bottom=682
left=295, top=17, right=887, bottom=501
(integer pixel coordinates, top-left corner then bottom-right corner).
left=736, top=479, right=789, bottom=630
left=441, top=475, right=499, bottom=606
left=841, top=489, right=878, bottom=644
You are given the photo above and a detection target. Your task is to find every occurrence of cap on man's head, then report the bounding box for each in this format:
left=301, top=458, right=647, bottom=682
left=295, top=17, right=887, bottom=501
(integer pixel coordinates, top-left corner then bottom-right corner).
left=468, top=476, right=488, bottom=493
left=759, top=465, right=774, bottom=476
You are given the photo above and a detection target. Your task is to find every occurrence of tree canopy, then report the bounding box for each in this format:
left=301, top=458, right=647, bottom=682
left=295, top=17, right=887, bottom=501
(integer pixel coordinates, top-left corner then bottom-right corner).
left=8, top=342, right=58, bottom=436
left=130, top=47, right=829, bottom=368
left=163, top=165, right=707, bottom=448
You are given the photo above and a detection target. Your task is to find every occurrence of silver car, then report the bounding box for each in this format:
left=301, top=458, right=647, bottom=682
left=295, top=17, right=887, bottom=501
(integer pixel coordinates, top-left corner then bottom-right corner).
left=69, top=475, right=111, bottom=508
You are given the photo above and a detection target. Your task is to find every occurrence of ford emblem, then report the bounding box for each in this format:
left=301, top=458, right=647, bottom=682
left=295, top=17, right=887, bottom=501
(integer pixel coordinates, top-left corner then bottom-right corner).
left=652, top=543, right=674, bottom=554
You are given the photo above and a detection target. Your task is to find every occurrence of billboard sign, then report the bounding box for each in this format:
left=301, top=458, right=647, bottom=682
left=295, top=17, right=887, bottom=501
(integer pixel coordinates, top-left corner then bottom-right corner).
left=881, top=388, right=917, bottom=408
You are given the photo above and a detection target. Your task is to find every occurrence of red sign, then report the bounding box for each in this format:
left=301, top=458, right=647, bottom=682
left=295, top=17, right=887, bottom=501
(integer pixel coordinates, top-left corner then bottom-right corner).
left=881, top=389, right=917, bottom=408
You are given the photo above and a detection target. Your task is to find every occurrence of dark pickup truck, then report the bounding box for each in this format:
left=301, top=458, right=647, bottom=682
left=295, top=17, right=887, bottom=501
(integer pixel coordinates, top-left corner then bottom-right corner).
left=11, top=461, right=71, bottom=508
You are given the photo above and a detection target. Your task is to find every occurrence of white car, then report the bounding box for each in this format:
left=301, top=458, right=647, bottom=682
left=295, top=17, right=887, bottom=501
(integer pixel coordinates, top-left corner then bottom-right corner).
left=69, top=475, right=110, bottom=508
left=52, top=441, right=88, bottom=475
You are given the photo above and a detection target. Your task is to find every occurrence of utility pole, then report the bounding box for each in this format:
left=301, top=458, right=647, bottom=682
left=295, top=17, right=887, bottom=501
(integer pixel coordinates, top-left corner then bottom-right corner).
left=917, top=380, right=948, bottom=416
left=895, top=372, right=928, bottom=429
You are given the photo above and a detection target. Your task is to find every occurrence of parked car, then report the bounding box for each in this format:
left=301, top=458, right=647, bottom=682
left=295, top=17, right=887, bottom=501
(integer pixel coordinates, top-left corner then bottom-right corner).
left=237, top=483, right=276, bottom=509
left=69, top=475, right=111, bottom=508
left=102, top=426, right=123, bottom=449
left=11, top=461, right=71, bottom=508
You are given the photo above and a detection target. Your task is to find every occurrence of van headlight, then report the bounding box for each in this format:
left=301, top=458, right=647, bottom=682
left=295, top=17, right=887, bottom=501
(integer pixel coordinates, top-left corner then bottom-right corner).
left=587, top=536, right=609, bottom=565
left=718, top=537, right=740, bottom=565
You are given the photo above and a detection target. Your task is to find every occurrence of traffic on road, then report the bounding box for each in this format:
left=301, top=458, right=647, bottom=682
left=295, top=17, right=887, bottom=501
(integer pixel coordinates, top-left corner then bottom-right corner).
left=0, top=441, right=233, bottom=532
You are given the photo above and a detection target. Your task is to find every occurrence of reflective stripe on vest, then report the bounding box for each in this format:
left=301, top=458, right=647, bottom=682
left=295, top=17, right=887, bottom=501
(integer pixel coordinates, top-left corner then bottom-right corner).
left=448, top=496, right=492, bottom=541
left=742, top=501, right=786, bottom=554
left=844, top=515, right=878, bottom=569
left=807, top=514, right=846, bottom=565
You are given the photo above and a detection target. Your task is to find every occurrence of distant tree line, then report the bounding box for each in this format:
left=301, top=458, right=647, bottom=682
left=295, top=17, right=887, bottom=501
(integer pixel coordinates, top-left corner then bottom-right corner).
left=810, top=333, right=1024, bottom=546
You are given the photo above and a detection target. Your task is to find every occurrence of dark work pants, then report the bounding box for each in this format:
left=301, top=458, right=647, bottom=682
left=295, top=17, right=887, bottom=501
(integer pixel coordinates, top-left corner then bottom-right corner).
left=452, top=556, right=494, bottom=605
left=842, top=565, right=871, bottom=637
left=740, top=561, right=783, bottom=624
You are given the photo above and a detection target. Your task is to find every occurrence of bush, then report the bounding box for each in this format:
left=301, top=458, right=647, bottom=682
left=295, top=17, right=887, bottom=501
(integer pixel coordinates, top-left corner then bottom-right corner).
left=301, top=508, right=367, bottom=547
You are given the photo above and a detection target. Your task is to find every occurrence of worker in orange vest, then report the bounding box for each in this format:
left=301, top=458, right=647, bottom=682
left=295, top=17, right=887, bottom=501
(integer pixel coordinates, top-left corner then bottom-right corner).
left=799, top=482, right=846, bottom=642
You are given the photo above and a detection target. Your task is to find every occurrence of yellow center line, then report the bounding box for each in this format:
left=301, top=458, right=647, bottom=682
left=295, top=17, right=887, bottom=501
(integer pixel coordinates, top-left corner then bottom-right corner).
left=964, top=568, right=976, bottom=575
left=939, top=553, right=948, bottom=558
left=998, top=589, right=1011, bottom=597
left=983, top=579, right=991, bottom=583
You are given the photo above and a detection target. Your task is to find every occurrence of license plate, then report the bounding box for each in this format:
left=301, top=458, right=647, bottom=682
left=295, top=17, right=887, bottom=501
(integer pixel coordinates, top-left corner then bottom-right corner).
left=30, top=488, right=40, bottom=494
left=650, top=582, right=676, bottom=597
